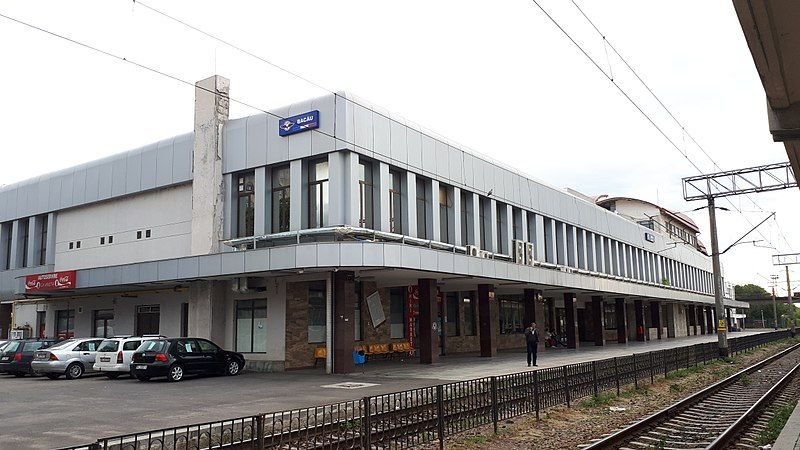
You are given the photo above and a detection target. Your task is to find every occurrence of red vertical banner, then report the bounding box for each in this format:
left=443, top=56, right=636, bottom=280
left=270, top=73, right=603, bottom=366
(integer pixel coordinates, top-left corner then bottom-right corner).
left=407, top=285, right=419, bottom=349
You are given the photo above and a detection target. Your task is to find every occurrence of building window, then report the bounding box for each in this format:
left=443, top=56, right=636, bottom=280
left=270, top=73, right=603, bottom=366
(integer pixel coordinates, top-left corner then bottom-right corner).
left=237, top=171, right=255, bottom=238
left=460, top=192, right=470, bottom=245
left=135, top=305, right=160, bottom=335
left=308, top=281, right=326, bottom=343
left=4, top=223, right=11, bottom=269
left=389, top=170, right=403, bottom=234
left=390, top=287, right=406, bottom=339
left=39, top=216, right=48, bottom=265
left=439, top=185, right=453, bottom=244
left=358, top=160, right=374, bottom=229
left=308, top=160, right=329, bottom=229
left=479, top=198, right=490, bottom=250
left=499, top=295, right=524, bottom=334
left=55, top=309, right=75, bottom=340
left=100, top=237, right=105, bottom=245
left=235, top=299, right=268, bottom=353
left=21, top=218, right=29, bottom=266
left=463, top=293, right=476, bottom=336
left=137, top=231, right=142, bottom=239
left=445, top=292, right=459, bottom=337
left=108, top=236, right=113, bottom=244
left=272, top=165, right=291, bottom=233
left=637, top=219, right=655, bottom=230
left=75, top=240, right=81, bottom=249
left=35, top=310, right=46, bottom=338
left=603, top=303, right=617, bottom=330
left=416, top=177, right=428, bottom=239
left=496, top=203, right=507, bottom=254
left=93, top=309, right=115, bottom=338
left=355, top=282, right=364, bottom=341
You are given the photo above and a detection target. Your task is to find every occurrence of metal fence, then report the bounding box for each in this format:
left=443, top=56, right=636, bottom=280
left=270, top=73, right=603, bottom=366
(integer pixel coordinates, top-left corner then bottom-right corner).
left=60, top=330, right=792, bottom=450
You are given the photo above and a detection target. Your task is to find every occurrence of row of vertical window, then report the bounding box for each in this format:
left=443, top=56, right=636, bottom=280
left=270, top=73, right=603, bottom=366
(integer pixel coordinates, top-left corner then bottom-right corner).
left=1, top=215, right=48, bottom=269
left=231, top=156, right=713, bottom=295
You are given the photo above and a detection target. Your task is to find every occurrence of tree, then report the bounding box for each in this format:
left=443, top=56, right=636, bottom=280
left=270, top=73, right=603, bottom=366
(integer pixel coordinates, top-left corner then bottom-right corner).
left=734, top=283, right=769, bottom=300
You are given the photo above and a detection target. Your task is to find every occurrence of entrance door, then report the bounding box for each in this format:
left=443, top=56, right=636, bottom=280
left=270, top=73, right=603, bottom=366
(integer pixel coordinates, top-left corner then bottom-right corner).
left=136, top=305, right=160, bottom=335
left=35, top=311, right=46, bottom=338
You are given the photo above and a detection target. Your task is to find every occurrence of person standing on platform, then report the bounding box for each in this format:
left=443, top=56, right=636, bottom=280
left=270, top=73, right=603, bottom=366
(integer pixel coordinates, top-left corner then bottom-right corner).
left=525, top=322, right=540, bottom=367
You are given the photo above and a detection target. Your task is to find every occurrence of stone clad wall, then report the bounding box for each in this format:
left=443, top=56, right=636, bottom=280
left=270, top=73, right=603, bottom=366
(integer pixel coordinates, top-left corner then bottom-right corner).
left=284, top=281, right=316, bottom=370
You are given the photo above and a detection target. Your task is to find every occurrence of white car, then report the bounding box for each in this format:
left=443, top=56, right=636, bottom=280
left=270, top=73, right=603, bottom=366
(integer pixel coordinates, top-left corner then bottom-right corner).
left=93, top=335, right=165, bottom=378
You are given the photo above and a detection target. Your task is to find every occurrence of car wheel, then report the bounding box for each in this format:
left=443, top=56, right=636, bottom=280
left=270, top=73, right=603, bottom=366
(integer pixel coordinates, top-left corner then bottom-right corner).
left=134, top=374, right=150, bottom=382
left=104, top=373, right=121, bottom=379
left=168, top=364, right=184, bottom=382
left=65, top=363, right=84, bottom=380
left=45, top=373, right=61, bottom=380
left=226, top=360, right=241, bottom=376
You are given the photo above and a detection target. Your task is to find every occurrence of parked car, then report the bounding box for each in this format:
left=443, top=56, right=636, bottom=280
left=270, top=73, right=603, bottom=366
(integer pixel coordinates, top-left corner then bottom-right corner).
left=31, top=338, right=105, bottom=379
left=130, top=338, right=245, bottom=382
left=0, top=339, right=60, bottom=376
left=93, top=335, right=166, bottom=378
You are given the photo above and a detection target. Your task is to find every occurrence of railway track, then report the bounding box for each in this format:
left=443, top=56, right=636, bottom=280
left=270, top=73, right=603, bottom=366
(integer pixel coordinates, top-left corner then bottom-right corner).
left=581, top=342, right=800, bottom=450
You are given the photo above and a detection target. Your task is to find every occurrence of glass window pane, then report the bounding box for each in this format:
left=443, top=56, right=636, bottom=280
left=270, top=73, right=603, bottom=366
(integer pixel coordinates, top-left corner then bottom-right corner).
left=308, top=282, right=327, bottom=343
left=236, top=307, right=253, bottom=353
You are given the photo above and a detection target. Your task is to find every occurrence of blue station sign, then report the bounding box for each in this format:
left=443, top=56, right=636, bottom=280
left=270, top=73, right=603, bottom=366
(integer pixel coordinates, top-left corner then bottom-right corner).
left=644, top=232, right=656, bottom=243
left=278, top=110, right=320, bottom=136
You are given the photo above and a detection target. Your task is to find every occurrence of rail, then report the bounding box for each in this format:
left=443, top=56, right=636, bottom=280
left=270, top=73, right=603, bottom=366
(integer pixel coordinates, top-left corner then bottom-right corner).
left=56, top=330, right=792, bottom=450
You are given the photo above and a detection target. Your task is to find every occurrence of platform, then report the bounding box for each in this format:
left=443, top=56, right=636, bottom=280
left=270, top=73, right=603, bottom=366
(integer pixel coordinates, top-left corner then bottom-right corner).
left=774, top=401, right=800, bottom=450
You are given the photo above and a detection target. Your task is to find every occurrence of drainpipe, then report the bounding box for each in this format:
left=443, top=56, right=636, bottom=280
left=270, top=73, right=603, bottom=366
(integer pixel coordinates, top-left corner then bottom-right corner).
left=326, top=273, right=333, bottom=374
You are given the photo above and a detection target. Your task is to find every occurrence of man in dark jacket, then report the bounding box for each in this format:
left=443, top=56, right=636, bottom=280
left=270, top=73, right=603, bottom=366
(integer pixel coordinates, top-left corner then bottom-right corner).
left=524, top=322, right=539, bottom=367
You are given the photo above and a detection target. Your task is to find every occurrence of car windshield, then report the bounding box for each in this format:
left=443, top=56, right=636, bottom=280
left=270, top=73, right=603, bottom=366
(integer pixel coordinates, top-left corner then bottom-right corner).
left=138, top=340, right=167, bottom=352
left=47, top=339, right=78, bottom=350
left=97, top=340, right=119, bottom=352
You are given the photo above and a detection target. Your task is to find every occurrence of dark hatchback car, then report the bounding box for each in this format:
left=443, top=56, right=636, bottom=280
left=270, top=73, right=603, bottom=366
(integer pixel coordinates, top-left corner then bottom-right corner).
left=0, top=339, right=60, bottom=376
left=130, top=338, right=245, bottom=382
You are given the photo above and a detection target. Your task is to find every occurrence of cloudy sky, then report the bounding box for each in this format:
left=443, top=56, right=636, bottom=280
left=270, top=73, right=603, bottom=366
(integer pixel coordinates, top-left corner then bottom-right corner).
left=1, top=0, right=797, bottom=294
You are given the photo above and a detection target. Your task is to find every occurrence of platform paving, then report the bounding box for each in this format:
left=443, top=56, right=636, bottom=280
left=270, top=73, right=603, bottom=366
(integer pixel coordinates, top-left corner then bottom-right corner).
left=354, top=329, right=770, bottom=381
left=773, top=401, right=800, bottom=450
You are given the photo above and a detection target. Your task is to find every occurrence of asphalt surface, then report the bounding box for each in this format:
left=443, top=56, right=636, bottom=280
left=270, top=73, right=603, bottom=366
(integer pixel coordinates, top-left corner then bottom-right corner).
left=0, top=369, right=439, bottom=449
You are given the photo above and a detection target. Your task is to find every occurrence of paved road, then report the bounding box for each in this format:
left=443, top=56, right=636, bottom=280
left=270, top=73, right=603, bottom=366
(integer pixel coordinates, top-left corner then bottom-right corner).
left=0, top=329, right=772, bottom=449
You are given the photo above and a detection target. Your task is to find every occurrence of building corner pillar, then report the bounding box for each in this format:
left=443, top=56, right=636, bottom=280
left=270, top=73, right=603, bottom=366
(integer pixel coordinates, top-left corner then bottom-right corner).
left=615, top=298, right=627, bottom=343
left=591, top=296, right=604, bottom=346
left=634, top=299, right=645, bottom=342
left=333, top=271, right=356, bottom=374
left=564, top=293, right=578, bottom=349
left=418, top=278, right=439, bottom=364
left=478, top=284, right=497, bottom=357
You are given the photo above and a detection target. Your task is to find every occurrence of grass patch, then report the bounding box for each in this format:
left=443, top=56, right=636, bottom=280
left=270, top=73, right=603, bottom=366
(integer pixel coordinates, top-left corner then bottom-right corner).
left=669, top=383, right=684, bottom=393
left=666, top=369, right=692, bottom=380
left=739, top=373, right=752, bottom=386
left=758, top=401, right=797, bottom=445
left=620, top=386, right=650, bottom=398
left=579, top=392, right=616, bottom=408
left=465, top=435, right=489, bottom=445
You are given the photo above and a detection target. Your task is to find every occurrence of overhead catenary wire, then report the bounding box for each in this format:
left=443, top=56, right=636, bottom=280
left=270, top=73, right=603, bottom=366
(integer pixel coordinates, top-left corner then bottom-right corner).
left=568, top=0, right=793, bottom=254
left=527, top=0, right=788, bottom=253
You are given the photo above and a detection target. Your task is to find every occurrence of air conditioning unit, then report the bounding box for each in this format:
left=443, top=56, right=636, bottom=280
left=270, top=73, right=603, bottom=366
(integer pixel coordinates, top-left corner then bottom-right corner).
left=513, top=240, right=525, bottom=264
left=525, top=242, right=535, bottom=266
left=466, top=245, right=479, bottom=257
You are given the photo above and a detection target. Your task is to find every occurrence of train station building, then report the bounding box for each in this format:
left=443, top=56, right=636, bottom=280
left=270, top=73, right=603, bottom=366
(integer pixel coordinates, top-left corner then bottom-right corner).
left=0, top=76, right=748, bottom=373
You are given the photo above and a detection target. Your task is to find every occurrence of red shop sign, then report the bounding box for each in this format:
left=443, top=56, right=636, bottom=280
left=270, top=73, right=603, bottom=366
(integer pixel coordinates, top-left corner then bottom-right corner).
left=25, top=271, right=77, bottom=292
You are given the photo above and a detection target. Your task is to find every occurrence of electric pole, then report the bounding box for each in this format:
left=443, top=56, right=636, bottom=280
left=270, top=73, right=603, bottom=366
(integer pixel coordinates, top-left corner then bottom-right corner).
left=708, top=197, right=728, bottom=356
left=786, top=265, right=796, bottom=334
left=771, top=274, right=779, bottom=330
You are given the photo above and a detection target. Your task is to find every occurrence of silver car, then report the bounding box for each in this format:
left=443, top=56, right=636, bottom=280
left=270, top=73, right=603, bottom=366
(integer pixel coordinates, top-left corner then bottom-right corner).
left=31, top=338, right=105, bottom=379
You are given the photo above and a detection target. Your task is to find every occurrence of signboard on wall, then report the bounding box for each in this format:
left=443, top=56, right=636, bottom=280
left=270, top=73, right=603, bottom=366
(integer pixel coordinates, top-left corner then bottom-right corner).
left=407, top=285, right=419, bottom=349
left=366, top=291, right=386, bottom=329
left=25, top=271, right=77, bottom=292
left=278, top=110, right=320, bottom=136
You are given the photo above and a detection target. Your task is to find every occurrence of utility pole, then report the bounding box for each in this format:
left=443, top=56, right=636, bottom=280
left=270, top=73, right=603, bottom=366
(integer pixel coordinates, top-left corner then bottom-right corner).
left=708, top=197, right=728, bottom=356
left=786, top=265, right=796, bottom=335
left=771, top=274, right=779, bottom=330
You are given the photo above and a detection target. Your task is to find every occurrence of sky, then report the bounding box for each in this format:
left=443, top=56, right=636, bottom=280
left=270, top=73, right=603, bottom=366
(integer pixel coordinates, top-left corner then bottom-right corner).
left=0, top=0, right=797, bottom=295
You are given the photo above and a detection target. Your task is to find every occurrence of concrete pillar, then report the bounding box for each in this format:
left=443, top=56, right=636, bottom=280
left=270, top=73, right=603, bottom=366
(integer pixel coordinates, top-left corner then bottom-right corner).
left=190, top=75, right=229, bottom=256
left=706, top=307, right=714, bottom=335
left=564, top=293, right=578, bottom=349
left=10, top=220, right=23, bottom=269
left=666, top=303, right=677, bottom=338
left=453, top=186, right=462, bottom=246
left=591, top=296, right=604, bottom=346
left=523, top=289, right=538, bottom=328
left=577, top=229, right=587, bottom=270
left=519, top=209, right=529, bottom=242
left=634, top=299, right=645, bottom=342
left=333, top=271, right=356, bottom=374
left=597, top=235, right=606, bottom=273
left=377, top=162, right=391, bottom=232
left=431, top=179, right=441, bottom=242
left=288, top=160, right=303, bottom=231
left=504, top=204, right=513, bottom=253
left=418, top=279, right=439, bottom=364
left=478, top=284, right=496, bottom=357
left=534, top=214, right=545, bottom=262
left=487, top=199, right=497, bottom=253
left=188, top=280, right=226, bottom=343
left=254, top=167, right=268, bottom=236
left=615, top=298, right=627, bottom=343
left=547, top=297, right=558, bottom=334
left=345, top=151, right=361, bottom=227
left=471, top=194, right=481, bottom=249
left=651, top=300, right=662, bottom=339
left=697, top=305, right=706, bottom=334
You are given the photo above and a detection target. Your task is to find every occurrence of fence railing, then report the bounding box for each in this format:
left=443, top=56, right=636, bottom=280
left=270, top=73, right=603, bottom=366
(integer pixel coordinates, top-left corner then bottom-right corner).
left=59, top=330, right=792, bottom=450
